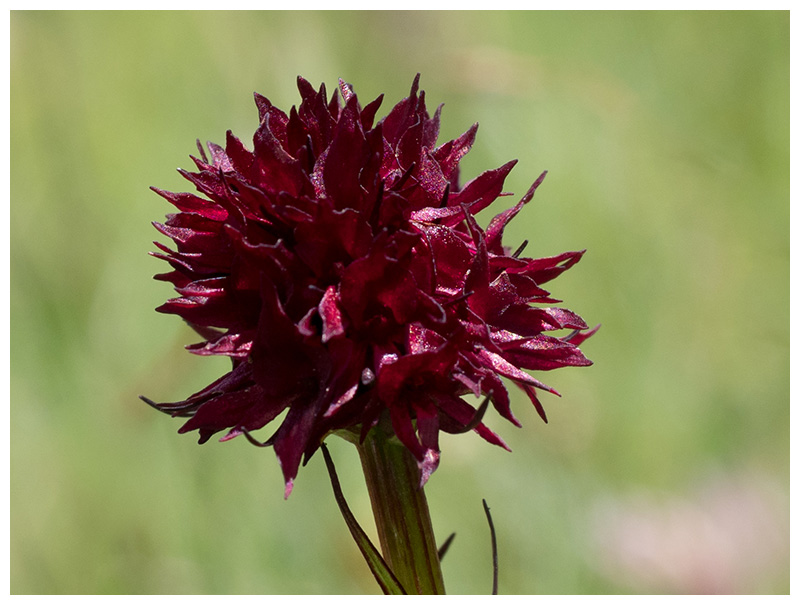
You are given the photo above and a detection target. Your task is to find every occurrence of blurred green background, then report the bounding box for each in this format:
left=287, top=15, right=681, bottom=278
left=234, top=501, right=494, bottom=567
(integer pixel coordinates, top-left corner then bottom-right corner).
left=11, top=11, right=789, bottom=594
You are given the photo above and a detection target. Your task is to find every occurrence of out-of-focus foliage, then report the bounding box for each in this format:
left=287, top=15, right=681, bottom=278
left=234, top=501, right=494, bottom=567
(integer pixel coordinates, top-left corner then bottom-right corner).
left=11, top=11, right=788, bottom=594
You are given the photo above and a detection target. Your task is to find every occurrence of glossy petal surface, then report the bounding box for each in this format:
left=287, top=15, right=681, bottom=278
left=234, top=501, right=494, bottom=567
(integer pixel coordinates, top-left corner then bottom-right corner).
left=147, top=76, right=596, bottom=493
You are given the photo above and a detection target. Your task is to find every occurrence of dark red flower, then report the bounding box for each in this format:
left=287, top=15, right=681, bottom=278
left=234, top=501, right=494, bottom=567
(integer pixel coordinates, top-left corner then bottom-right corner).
left=145, top=75, right=597, bottom=497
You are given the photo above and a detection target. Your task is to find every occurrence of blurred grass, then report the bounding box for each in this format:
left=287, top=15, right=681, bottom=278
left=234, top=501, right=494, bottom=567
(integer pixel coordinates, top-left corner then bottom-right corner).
left=11, top=11, right=788, bottom=594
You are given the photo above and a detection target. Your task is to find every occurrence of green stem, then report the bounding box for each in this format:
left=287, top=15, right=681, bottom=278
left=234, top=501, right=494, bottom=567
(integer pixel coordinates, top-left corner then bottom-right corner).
left=355, top=423, right=446, bottom=595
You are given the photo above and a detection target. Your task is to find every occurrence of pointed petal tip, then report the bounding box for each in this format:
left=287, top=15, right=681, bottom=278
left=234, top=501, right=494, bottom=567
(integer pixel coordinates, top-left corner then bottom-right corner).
left=219, top=428, right=242, bottom=442
left=338, top=77, right=356, bottom=103
left=284, top=478, right=295, bottom=500
left=519, top=170, right=549, bottom=204
left=496, top=436, right=512, bottom=452
left=509, top=415, right=523, bottom=428
left=139, top=395, right=159, bottom=410
left=418, top=449, right=440, bottom=489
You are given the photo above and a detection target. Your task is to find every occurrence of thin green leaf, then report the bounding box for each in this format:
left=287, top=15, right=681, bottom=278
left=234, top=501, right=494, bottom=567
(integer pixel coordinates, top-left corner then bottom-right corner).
left=483, top=499, right=498, bottom=595
left=437, top=532, right=456, bottom=561
left=452, top=395, right=491, bottom=434
left=321, top=443, right=408, bottom=595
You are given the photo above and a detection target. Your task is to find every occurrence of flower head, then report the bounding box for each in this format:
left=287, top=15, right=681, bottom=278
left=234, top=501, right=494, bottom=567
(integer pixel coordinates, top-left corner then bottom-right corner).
left=146, top=75, right=597, bottom=497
